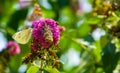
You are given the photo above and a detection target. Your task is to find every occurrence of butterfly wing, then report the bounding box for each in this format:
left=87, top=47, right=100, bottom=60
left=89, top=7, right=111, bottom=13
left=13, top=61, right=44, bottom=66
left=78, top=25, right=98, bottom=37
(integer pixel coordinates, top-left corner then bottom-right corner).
left=12, top=28, right=33, bottom=44
left=28, top=3, right=42, bottom=21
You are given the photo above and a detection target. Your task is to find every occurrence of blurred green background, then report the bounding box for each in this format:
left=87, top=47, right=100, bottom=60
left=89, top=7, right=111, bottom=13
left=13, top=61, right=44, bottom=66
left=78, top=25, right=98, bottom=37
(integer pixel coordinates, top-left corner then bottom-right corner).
left=0, top=0, right=120, bottom=73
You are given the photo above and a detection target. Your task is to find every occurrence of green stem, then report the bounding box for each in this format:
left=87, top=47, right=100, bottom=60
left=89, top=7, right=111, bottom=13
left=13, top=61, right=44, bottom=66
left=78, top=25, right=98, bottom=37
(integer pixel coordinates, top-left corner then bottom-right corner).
left=40, top=70, right=44, bottom=73
left=40, top=60, right=45, bottom=73
left=63, top=35, right=95, bottom=59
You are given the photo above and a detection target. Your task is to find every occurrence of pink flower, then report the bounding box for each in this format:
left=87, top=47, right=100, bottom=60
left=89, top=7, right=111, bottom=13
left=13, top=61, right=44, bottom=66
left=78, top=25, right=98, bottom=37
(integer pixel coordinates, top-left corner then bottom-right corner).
left=77, top=0, right=92, bottom=13
left=58, top=25, right=66, bottom=32
left=31, top=18, right=60, bottom=51
left=19, top=0, right=32, bottom=8
left=7, top=41, right=20, bottom=55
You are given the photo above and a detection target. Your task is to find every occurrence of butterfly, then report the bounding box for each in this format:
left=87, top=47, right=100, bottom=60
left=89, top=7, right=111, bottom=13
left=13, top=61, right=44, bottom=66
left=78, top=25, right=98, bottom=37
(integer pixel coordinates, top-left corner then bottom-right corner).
left=28, top=3, right=42, bottom=21
left=12, top=28, right=33, bottom=44
left=43, top=24, right=53, bottom=42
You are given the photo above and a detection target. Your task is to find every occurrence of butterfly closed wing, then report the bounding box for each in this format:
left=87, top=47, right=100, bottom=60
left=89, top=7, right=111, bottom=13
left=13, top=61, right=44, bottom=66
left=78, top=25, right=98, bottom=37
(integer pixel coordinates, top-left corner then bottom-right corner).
left=43, top=24, right=53, bottom=42
left=12, top=28, right=33, bottom=44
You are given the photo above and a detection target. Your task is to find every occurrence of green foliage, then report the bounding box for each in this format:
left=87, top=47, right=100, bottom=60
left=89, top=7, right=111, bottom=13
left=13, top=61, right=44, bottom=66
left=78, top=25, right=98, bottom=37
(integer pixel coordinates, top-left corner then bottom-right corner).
left=102, top=42, right=120, bottom=73
left=45, top=66, right=60, bottom=73
left=27, top=66, right=39, bottom=73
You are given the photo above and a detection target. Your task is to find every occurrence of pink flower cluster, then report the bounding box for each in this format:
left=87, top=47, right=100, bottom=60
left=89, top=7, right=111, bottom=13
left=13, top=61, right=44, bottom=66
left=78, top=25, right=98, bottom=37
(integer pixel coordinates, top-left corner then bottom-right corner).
left=31, top=18, right=60, bottom=51
left=7, top=41, right=20, bottom=55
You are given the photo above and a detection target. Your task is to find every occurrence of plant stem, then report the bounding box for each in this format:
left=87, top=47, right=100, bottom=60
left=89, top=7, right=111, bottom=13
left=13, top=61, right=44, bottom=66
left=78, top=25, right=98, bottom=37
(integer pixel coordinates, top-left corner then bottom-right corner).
left=40, top=60, right=45, bottom=73
left=63, top=35, right=95, bottom=58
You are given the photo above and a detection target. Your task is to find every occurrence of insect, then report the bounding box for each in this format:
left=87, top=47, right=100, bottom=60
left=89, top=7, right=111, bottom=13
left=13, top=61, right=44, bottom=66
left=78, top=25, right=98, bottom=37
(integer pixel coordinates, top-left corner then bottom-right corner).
left=28, top=3, right=42, bottom=21
left=22, top=52, right=38, bottom=64
left=43, top=24, right=53, bottom=43
left=12, top=28, right=33, bottom=44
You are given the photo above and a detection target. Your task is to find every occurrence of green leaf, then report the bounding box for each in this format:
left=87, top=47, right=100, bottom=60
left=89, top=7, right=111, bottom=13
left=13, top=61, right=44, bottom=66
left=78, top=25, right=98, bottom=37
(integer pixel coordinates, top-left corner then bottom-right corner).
left=27, top=66, right=39, bottom=73
left=102, top=42, right=119, bottom=73
left=77, top=24, right=91, bottom=37
left=106, top=16, right=117, bottom=21
left=84, top=16, right=101, bottom=24
left=100, top=35, right=109, bottom=48
left=94, top=40, right=101, bottom=62
left=45, top=66, right=60, bottom=73
left=84, top=35, right=94, bottom=44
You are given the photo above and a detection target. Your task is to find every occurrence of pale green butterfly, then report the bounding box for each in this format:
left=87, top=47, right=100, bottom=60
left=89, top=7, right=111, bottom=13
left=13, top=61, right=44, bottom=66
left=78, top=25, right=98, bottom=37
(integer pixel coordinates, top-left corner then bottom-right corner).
left=12, top=28, right=33, bottom=44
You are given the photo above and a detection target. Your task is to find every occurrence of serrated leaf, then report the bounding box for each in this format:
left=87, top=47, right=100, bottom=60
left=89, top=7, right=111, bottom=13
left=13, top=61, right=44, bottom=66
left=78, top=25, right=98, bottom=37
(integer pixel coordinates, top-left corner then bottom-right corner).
left=45, top=66, right=60, bottom=73
left=27, top=66, right=39, bottom=73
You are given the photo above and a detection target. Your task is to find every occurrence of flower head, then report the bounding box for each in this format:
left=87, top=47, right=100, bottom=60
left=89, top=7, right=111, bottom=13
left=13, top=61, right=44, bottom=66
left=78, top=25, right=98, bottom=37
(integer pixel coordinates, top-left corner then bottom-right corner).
left=31, top=18, right=60, bottom=51
left=7, top=41, right=20, bottom=55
